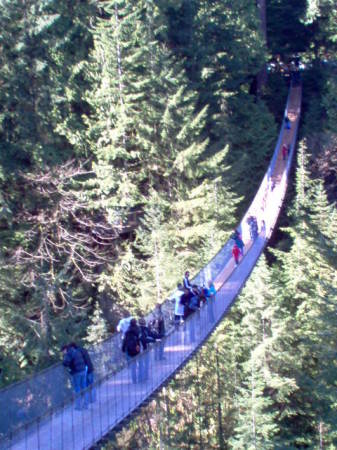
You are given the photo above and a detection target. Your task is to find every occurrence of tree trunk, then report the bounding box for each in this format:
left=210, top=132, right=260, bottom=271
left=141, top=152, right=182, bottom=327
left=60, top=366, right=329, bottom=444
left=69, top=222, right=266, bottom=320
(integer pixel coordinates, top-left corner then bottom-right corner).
left=39, top=280, right=52, bottom=362
left=216, top=350, right=225, bottom=449
left=256, top=0, right=268, bottom=95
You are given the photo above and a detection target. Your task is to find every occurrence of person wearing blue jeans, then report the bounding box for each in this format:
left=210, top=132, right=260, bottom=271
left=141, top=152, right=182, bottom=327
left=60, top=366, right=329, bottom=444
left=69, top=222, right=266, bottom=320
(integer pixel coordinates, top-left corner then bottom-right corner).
left=70, top=343, right=96, bottom=404
left=206, top=282, right=216, bottom=323
left=86, top=371, right=95, bottom=402
left=153, top=304, right=166, bottom=361
left=126, top=353, right=138, bottom=384
left=122, top=319, right=141, bottom=384
left=62, top=344, right=88, bottom=410
left=72, top=370, right=87, bottom=410
left=138, top=318, right=159, bottom=382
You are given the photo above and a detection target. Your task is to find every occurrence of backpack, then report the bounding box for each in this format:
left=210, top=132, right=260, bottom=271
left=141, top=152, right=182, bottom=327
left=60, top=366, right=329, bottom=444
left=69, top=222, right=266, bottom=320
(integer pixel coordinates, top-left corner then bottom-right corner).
left=64, top=347, right=86, bottom=374
left=125, top=331, right=140, bottom=357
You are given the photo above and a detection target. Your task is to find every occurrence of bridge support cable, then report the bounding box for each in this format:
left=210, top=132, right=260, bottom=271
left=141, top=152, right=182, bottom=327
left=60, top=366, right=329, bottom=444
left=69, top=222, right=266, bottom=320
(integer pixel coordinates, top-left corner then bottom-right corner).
left=0, top=82, right=301, bottom=450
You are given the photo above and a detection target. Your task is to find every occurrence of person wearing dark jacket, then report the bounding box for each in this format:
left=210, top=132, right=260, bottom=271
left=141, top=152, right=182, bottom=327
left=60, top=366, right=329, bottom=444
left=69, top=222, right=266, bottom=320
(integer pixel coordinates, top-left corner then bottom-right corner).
left=122, top=319, right=141, bottom=383
left=152, top=304, right=166, bottom=361
left=138, top=318, right=160, bottom=382
left=183, top=271, right=193, bottom=292
left=247, top=215, right=258, bottom=240
left=139, top=318, right=159, bottom=350
left=180, top=288, right=192, bottom=320
left=62, top=344, right=88, bottom=410
left=70, top=343, right=95, bottom=403
left=285, top=115, right=291, bottom=130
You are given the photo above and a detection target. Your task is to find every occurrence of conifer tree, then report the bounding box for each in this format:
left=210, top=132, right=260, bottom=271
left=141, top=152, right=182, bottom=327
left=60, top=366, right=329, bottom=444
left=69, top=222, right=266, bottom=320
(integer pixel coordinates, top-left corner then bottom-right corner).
left=269, top=143, right=337, bottom=446
left=228, top=257, right=298, bottom=449
left=85, top=300, right=109, bottom=345
left=0, top=0, right=97, bottom=376
left=0, top=0, right=94, bottom=171
left=84, top=0, right=241, bottom=310
left=322, top=77, right=337, bottom=132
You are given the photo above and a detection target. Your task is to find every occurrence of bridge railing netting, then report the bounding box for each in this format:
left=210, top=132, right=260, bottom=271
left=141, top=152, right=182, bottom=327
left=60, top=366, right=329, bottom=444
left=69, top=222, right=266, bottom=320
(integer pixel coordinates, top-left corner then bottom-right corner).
left=0, top=81, right=301, bottom=443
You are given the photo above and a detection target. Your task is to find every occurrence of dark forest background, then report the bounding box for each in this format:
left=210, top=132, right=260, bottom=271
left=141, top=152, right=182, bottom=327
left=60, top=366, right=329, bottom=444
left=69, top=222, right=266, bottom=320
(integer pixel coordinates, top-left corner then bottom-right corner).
left=0, top=0, right=336, bottom=447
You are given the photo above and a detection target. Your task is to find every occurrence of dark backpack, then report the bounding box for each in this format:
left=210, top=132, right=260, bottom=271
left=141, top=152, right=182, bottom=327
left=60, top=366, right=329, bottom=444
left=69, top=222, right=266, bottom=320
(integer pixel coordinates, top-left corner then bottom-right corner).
left=63, top=347, right=86, bottom=374
left=125, top=331, right=140, bottom=357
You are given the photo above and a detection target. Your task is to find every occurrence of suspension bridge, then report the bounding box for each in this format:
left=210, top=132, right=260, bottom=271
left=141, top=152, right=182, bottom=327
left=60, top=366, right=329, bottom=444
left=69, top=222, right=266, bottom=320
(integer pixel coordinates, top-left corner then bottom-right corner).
left=0, top=80, right=302, bottom=450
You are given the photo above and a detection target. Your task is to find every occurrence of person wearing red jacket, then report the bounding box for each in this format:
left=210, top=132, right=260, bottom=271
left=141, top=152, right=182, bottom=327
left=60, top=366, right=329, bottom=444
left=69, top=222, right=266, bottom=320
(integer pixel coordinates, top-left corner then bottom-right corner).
left=282, top=144, right=288, bottom=161
left=232, top=244, right=240, bottom=266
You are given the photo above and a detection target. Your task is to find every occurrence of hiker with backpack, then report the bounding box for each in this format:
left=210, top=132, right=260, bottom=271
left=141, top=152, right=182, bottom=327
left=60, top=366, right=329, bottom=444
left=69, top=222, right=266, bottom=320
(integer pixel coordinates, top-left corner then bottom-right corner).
left=122, top=319, right=141, bottom=384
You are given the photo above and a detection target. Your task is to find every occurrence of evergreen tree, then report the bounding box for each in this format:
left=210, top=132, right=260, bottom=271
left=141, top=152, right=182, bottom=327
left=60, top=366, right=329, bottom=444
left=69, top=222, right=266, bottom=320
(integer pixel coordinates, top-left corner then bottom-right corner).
left=0, top=0, right=97, bottom=378
left=85, top=300, right=109, bottom=345
left=225, top=95, right=277, bottom=201
left=84, top=0, right=241, bottom=311
left=0, top=0, right=94, bottom=172
left=269, top=143, right=337, bottom=447
left=322, top=76, right=337, bottom=132
left=228, top=257, right=298, bottom=449
left=266, top=0, right=311, bottom=58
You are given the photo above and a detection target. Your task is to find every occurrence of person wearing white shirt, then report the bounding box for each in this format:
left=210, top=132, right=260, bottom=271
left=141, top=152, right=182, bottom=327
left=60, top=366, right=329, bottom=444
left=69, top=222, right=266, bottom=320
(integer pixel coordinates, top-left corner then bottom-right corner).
left=168, top=283, right=184, bottom=326
left=117, top=316, right=134, bottom=336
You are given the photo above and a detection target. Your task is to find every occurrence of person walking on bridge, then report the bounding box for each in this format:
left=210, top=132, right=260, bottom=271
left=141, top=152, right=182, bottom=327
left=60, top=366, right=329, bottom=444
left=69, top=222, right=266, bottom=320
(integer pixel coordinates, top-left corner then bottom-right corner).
left=282, top=143, right=288, bottom=161
left=168, top=283, right=185, bottom=326
left=139, top=317, right=160, bottom=382
left=122, top=319, right=141, bottom=384
left=285, top=115, right=291, bottom=130
left=247, top=215, right=258, bottom=240
left=233, top=229, right=244, bottom=255
left=152, top=303, right=166, bottom=360
left=69, top=343, right=95, bottom=404
left=232, top=244, right=240, bottom=267
left=61, top=344, right=88, bottom=410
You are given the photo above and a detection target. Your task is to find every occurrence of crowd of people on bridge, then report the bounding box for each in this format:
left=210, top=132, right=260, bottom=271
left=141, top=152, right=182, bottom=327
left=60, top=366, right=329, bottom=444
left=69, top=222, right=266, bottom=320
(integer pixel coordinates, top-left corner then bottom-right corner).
left=110, top=117, right=295, bottom=386
left=118, top=275, right=217, bottom=384
left=61, top=214, right=267, bottom=397
left=61, top=221, right=263, bottom=395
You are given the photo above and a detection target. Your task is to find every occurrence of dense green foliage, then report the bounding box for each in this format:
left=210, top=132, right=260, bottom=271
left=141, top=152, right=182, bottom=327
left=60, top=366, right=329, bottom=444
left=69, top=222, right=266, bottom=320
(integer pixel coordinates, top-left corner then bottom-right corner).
left=107, top=137, right=337, bottom=448
left=0, top=0, right=272, bottom=380
left=0, top=0, right=336, bottom=447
